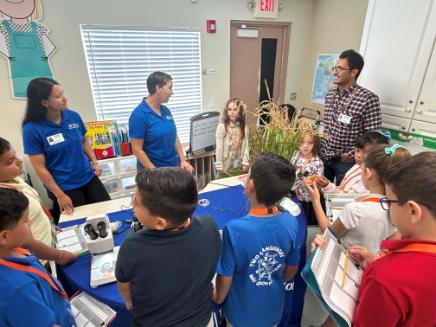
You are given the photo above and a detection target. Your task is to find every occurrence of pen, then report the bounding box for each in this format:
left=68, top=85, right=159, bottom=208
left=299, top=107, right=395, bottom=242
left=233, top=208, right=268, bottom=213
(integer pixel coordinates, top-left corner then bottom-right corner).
left=341, top=250, right=349, bottom=288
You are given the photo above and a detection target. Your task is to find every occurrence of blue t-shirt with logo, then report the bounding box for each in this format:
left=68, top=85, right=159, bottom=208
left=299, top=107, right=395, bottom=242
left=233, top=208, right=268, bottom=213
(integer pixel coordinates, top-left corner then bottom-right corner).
left=129, top=99, right=179, bottom=169
left=23, top=109, right=94, bottom=191
left=217, top=212, right=300, bottom=327
left=0, top=255, right=74, bottom=326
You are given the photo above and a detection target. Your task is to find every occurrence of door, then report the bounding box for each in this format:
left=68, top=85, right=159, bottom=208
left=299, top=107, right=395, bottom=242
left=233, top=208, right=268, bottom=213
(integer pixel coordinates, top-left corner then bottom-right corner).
left=359, top=0, right=434, bottom=119
left=230, top=21, right=290, bottom=125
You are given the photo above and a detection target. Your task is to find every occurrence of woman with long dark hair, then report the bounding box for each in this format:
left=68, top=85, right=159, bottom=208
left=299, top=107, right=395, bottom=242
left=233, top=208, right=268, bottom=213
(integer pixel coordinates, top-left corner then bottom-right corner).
left=22, top=77, right=110, bottom=222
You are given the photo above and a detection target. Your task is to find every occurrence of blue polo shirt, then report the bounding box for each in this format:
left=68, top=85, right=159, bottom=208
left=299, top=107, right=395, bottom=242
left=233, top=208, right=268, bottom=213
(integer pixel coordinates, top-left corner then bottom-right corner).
left=129, top=99, right=179, bottom=169
left=217, top=212, right=300, bottom=327
left=23, top=109, right=94, bottom=191
left=0, top=255, right=74, bottom=327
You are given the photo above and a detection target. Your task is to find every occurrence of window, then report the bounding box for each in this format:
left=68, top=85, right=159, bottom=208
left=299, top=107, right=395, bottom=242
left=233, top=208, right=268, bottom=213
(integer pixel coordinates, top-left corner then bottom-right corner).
left=80, top=25, right=202, bottom=142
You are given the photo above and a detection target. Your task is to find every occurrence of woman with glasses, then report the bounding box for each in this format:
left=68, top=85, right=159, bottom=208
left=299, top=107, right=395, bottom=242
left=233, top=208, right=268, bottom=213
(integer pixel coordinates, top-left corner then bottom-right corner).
left=306, top=144, right=411, bottom=254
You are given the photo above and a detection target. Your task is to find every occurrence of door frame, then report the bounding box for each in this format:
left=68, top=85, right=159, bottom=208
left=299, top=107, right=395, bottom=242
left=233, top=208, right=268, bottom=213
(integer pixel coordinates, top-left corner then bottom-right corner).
left=230, top=20, right=291, bottom=105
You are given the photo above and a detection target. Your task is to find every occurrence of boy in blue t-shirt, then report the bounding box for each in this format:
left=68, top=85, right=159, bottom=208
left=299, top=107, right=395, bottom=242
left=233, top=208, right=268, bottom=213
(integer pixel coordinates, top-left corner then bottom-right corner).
left=0, top=188, right=74, bottom=327
left=214, top=152, right=300, bottom=327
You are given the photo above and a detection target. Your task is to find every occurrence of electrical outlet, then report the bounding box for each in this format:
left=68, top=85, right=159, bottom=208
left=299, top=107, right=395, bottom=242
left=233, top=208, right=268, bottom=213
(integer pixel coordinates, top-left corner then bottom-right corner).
left=289, top=92, right=297, bottom=101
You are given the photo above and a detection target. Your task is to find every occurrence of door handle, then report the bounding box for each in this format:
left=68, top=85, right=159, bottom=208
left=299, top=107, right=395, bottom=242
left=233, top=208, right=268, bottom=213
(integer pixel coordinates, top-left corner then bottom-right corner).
left=419, top=100, right=424, bottom=105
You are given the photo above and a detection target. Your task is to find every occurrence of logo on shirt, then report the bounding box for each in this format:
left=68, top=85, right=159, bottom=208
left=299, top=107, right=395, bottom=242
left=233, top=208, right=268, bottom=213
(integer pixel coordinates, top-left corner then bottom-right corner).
left=249, top=246, right=285, bottom=286
left=166, top=115, right=173, bottom=121
left=68, top=123, right=80, bottom=129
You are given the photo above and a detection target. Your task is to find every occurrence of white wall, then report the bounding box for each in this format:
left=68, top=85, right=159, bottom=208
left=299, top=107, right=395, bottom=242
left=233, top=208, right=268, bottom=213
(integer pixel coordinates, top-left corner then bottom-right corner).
left=300, top=0, right=369, bottom=114
left=0, top=0, right=314, bottom=152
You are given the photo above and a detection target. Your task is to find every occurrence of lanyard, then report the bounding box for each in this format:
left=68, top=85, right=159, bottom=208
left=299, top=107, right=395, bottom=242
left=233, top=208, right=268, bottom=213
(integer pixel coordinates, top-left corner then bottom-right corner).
left=358, top=196, right=383, bottom=203
left=0, top=248, right=68, bottom=300
left=249, top=206, right=278, bottom=216
left=377, top=243, right=436, bottom=260
left=169, top=218, right=191, bottom=231
left=333, top=86, right=358, bottom=113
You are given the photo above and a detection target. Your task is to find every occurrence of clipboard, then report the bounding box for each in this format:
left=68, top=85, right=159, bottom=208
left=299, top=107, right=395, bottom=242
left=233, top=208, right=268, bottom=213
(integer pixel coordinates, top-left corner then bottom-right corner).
left=301, top=228, right=363, bottom=327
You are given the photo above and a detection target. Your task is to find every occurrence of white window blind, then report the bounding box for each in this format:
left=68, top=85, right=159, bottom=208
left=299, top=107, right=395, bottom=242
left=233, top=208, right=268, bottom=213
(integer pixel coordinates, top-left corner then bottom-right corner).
left=80, top=25, right=202, bottom=142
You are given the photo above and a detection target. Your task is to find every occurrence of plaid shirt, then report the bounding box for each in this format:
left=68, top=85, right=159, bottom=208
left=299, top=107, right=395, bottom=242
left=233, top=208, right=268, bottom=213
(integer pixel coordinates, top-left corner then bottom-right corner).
left=321, top=83, right=381, bottom=159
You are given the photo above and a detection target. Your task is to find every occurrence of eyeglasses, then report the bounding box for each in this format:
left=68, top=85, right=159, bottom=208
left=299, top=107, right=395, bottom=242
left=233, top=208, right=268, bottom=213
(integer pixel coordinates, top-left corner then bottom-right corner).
left=332, top=66, right=351, bottom=72
left=379, top=197, right=403, bottom=210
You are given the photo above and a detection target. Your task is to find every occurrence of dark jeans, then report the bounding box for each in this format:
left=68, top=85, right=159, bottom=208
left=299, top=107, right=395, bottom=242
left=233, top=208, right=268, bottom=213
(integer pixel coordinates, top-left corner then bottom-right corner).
left=49, top=176, right=111, bottom=224
left=322, top=157, right=355, bottom=186
left=301, top=198, right=326, bottom=226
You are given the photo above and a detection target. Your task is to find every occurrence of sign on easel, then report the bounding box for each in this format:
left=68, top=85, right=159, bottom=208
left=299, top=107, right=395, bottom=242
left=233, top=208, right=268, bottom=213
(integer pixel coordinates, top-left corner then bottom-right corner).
left=254, top=0, right=279, bottom=18
left=189, top=112, right=220, bottom=153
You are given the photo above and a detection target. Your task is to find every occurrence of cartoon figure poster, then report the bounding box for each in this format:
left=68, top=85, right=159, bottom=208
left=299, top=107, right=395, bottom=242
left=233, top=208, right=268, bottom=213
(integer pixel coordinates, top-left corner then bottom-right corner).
left=0, top=0, right=55, bottom=99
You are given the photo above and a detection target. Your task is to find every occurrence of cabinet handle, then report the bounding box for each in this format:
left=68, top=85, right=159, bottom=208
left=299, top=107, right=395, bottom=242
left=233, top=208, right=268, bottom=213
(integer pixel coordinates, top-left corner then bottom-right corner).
left=408, top=100, right=413, bottom=104
left=405, top=107, right=412, bottom=113
left=419, top=101, right=424, bottom=105
left=416, top=108, right=423, bottom=114
left=412, top=128, right=416, bottom=132
left=401, top=126, right=406, bottom=130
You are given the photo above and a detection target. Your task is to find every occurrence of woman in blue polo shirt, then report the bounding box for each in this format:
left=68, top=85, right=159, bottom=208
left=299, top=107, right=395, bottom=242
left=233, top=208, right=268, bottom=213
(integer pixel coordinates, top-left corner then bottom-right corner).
left=129, top=71, right=194, bottom=172
left=22, top=77, right=110, bottom=222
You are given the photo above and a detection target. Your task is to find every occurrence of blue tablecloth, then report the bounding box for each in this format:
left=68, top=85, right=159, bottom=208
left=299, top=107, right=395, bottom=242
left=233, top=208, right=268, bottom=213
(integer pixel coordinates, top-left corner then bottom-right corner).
left=58, top=185, right=308, bottom=327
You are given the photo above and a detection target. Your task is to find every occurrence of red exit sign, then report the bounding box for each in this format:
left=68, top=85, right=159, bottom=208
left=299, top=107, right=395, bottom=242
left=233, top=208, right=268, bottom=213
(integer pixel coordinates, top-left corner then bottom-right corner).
left=254, top=0, right=279, bottom=18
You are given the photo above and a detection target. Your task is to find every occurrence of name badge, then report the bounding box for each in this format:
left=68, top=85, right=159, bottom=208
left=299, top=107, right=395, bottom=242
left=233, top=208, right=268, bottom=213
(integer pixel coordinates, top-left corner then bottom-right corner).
left=338, top=113, right=352, bottom=125
left=47, top=133, right=65, bottom=145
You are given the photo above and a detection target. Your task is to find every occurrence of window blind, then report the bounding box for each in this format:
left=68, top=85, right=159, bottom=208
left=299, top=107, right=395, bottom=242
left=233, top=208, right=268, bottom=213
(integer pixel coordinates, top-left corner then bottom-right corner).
left=80, top=25, right=202, bottom=142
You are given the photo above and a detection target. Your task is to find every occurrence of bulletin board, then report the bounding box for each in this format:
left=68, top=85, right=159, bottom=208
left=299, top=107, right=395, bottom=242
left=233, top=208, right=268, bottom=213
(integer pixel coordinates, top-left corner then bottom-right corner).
left=188, top=111, right=220, bottom=153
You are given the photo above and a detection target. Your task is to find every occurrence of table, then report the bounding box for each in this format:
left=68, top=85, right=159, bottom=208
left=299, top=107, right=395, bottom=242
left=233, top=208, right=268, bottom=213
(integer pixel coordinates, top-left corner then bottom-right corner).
left=58, top=176, right=308, bottom=327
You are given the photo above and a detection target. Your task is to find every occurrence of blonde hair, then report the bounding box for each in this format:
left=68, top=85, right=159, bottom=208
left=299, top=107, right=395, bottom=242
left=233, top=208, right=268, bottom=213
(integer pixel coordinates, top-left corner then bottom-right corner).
left=0, top=0, right=43, bottom=21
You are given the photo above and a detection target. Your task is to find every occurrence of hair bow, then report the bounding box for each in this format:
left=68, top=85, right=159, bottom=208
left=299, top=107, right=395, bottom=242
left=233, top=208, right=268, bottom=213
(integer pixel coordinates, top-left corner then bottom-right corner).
left=384, top=144, right=404, bottom=156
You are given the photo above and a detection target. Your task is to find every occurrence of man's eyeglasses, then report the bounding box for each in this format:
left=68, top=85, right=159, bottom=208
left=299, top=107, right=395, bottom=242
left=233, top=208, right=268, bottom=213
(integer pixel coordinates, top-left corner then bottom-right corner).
left=379, top=197, right=402, bottom=210
left=332, top=66, right=350, bottom=72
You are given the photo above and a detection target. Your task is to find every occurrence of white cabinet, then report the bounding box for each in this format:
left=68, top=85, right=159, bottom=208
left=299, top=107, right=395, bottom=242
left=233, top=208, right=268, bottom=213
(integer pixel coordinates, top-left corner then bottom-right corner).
left=359, top=0, right=436, bottom=138
left=99, top=155, right=137, bottom=199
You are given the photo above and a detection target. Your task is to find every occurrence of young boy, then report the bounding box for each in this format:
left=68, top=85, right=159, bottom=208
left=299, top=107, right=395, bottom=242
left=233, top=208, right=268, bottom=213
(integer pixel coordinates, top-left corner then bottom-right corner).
left=0, top=137, right=74, bottom=265
left=317, top=131, right=389, bottom=193
left=0, top=188, right=74, bottom=326
left=115, top=167, right=221, bottom=326
left=214, top=153, right=300, bottom=327
left=350, top=151, right=436, bottom=326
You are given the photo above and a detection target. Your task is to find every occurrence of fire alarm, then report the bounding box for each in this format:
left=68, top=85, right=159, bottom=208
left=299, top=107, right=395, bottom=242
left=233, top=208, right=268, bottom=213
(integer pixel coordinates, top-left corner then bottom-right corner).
left=207, top=20, right=216, bottom=33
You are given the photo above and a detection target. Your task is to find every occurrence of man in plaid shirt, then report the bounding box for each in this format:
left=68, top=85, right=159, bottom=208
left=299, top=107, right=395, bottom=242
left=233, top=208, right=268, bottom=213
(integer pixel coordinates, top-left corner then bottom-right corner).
left=321, top=49, right=381, bottom=185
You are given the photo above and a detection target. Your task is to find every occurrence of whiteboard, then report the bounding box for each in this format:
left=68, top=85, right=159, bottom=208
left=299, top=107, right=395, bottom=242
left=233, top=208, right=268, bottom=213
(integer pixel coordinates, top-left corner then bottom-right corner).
left=189, top=112, right=220, bottom=153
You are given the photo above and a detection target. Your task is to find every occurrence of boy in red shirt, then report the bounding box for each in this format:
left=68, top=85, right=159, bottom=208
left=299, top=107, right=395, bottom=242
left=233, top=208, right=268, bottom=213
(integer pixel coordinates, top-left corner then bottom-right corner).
left=350, top=151, right=436, bottom=326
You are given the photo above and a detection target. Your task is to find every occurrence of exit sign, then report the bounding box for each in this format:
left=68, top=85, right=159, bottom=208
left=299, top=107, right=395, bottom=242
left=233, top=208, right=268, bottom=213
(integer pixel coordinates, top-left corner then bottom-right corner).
left=254, top=0, right=279, bottom=18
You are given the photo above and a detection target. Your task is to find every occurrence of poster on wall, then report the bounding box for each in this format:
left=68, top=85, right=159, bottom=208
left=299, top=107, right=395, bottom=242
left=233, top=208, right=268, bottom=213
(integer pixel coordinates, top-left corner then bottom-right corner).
left=0, top=0, right=56, bottom=99
left=311, top=53, right=339, bottom=104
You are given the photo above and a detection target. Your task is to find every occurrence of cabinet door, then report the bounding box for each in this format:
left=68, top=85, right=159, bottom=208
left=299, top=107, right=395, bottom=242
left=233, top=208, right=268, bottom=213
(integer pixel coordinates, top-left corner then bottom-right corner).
left=382, top=114, right=411, bottom=132
left=359, top=0, right=434, bottom=119
left=410, top=120, right=436, bottom=139
left=414, top=37, right=436, bottom=123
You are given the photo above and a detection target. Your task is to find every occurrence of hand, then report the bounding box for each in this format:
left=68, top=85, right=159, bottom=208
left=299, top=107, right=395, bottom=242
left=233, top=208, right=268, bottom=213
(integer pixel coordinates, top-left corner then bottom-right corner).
left=316, top=175, right=329, bottom=188
left=212, top=286, right=217, bottom=302
left=125, top=301, right=133, bottom=310
left=340, top=152, right=353, bottom=163
left=310, top=234, right=326, bottom=251
left=51, top=223, right=62, bottom=233
left=349, top=246, right=376, bottom=269
left=57, top=193, right=74, bottom=215
left=55, top=250, right=76, bottom=265
left=305, top=179, right=320, bottom=202
left=92, top=161, right=102, bottom=176
left=180, top=160, right=194, bottom=173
